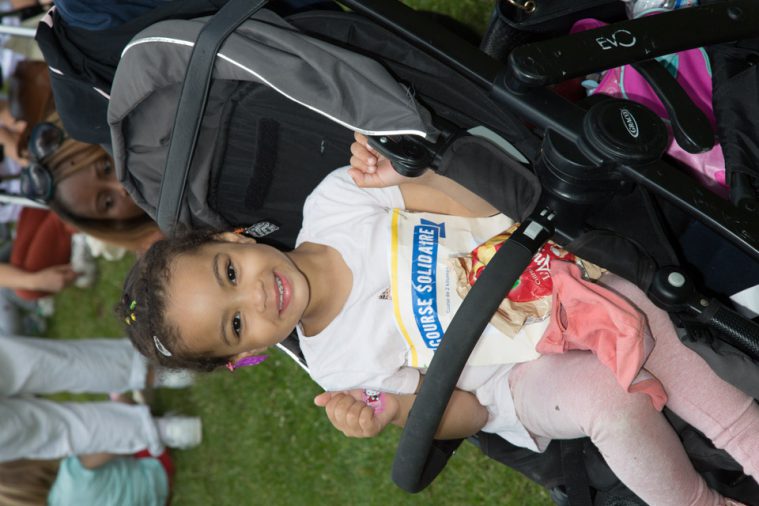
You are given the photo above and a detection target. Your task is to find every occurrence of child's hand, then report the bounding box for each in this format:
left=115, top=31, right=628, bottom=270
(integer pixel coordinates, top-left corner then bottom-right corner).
left=29, top=264, right=79, bottom=293
left=314, top=389, right=398, bottom=438
left=348, top=132, right=426, bottom=189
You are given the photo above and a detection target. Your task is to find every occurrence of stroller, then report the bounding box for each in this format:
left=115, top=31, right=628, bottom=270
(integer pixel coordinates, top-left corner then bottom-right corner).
left=103, top=0, right=759, bottom=503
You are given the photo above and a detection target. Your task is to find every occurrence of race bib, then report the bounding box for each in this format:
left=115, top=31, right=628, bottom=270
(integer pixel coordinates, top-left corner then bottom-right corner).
left=390, top=209, right=545, bottom=367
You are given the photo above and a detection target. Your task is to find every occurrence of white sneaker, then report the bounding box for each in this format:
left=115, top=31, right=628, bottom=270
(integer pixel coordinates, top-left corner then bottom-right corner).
left=35, top=297, right=55, bottom=318
left=131, top=389, right=147, bottom=405
left=70, top=233, right=98, bottom=289
left=153, top=367, right=196, bottom=389
left=156, top=416, right=202, bottom=450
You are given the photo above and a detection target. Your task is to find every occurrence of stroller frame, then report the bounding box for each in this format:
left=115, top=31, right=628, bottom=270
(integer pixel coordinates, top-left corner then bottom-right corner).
left=332, top=0, right=759, bottom=497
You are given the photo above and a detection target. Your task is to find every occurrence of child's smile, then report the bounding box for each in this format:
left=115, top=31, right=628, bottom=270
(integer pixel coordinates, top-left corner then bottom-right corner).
left=164, top=234, right=309, bottom=359
left=274, top=271, right=292, bottom=314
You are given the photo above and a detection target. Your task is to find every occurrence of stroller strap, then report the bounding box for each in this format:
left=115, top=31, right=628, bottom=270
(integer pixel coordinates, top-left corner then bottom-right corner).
left=156, top=0, right=268, bottom=234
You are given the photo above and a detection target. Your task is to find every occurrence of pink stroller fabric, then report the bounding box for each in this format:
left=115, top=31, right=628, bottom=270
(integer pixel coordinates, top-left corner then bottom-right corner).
left=572, top=16, right=727, bottom=195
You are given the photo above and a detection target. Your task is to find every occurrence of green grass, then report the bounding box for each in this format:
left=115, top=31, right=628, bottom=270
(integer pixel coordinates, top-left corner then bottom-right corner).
left=399, top=0, right=495, bottom=33
left=44, top=1, right=552, bottom=504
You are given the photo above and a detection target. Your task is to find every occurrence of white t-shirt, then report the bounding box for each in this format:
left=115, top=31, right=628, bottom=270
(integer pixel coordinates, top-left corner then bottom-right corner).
left=296, top=168, right=539, bottom=451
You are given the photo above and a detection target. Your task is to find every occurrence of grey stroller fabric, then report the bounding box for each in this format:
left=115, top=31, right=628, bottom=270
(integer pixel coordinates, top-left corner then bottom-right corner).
left=108, top=9, right=437, bottom=230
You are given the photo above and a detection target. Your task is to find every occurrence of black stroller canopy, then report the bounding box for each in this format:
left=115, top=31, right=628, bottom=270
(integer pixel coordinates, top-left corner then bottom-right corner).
left=109, top=9, right=439, bottom=230
left=110, top=10, right=436, bottom=138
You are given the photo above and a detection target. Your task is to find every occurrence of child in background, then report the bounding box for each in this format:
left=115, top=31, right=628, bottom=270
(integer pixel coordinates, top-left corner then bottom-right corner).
left=119, top=132, right=758, bottom=506
left=0, top=336, right=197, bottom=505
left=0, top=450, right=172, bottom=506
left=0, top=336, right=201, bottom=463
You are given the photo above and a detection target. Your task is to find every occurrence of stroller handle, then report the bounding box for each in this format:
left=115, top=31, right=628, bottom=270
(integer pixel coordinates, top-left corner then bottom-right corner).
left=505, top=0, right=759, bottom=90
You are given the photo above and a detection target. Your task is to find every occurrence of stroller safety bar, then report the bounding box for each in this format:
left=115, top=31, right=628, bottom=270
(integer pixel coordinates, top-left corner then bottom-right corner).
left=393, top=212, right=556, bottom=493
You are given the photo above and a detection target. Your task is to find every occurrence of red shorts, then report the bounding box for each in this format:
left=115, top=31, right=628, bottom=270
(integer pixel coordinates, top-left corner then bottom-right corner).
left=134, top=449, right=175, bottom=489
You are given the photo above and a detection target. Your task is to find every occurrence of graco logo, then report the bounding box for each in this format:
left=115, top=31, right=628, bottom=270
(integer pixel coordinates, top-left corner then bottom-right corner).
left=620, top=108, right=639, bottom=138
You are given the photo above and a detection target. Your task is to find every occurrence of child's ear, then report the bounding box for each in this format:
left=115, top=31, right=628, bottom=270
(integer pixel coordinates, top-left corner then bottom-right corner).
left=216, top=231, right=257, bottom=244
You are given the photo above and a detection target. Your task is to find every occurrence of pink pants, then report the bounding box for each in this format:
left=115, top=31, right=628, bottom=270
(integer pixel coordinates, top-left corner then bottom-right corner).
left=509, top=275, right=759, bottom=506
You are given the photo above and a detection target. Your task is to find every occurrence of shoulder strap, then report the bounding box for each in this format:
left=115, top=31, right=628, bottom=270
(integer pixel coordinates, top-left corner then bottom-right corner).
left=156, top=0, right=268, bottom=233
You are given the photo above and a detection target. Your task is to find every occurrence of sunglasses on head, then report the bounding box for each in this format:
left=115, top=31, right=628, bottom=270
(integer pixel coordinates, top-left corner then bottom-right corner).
left=28, top=121, right=65, bottom=161
left=16, top=122, right=66, bottom=205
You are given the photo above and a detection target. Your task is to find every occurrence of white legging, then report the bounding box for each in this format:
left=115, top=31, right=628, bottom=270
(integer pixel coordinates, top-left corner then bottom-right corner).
left=0, top=336, right=163, bottom=462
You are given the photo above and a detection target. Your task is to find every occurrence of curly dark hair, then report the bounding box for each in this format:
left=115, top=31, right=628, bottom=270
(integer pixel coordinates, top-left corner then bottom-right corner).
left=117, top=228, right=231, bottom=372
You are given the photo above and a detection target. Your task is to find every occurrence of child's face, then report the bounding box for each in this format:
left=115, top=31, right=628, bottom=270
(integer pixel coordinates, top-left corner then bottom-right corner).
left=165, top=233, right=309, bottom=360
left=55, top=154, right=145, bottom=221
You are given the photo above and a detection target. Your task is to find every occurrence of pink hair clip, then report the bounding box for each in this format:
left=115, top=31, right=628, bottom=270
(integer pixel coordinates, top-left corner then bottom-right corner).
left=226, top=355, right=268, bottom=372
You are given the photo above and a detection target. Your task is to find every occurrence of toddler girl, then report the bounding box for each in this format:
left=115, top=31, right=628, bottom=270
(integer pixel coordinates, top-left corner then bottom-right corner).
left=120, top=133, right=758, bottom=506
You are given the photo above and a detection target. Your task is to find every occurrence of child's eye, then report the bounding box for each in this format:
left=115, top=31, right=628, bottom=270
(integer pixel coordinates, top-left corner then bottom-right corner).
left=226, top=260, right=237, bottom=284
left=97, top=192, right=115, bottom=213
left=232, top=313, right=242, bottom=337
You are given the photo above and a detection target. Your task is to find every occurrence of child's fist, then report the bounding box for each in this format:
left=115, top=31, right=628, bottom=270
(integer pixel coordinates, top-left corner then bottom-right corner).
left=348, top=132, right=425, bottom=189
left=314, top=389, right=395, bottom=438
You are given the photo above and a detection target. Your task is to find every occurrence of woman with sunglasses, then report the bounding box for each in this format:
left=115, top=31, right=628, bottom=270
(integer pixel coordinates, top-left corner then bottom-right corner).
left=3, top=116, right=161, bottom=301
